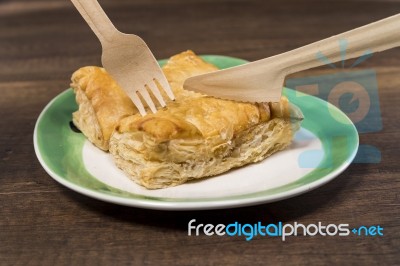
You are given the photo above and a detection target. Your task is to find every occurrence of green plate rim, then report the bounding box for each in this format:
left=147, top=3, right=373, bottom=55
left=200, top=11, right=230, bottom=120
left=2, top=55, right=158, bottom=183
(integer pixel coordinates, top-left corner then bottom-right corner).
left=33, top=55, right=359, bottom=210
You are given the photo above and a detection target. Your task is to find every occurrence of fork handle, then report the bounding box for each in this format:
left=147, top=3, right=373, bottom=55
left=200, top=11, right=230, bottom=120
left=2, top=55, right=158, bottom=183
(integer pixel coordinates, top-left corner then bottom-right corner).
left=70, top=0, right=119, bottom=44
left=272, top=13, right=400, bottom=74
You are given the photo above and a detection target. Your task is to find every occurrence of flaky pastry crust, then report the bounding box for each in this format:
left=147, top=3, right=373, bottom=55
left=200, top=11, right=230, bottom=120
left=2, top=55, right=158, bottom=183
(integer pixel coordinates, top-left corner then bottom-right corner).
left=71, top=51, right=302, bottom=189
left=71, top=67, right=137, bottom=150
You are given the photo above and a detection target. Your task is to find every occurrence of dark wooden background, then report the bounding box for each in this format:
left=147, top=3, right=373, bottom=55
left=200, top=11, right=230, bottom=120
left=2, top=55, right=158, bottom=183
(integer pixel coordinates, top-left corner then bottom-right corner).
left=1, top=0, right=399, bottom=265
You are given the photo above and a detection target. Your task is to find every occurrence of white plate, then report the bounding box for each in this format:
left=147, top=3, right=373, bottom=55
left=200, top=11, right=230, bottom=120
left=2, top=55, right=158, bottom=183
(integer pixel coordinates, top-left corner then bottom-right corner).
left=34, top=56, right=359, bottom=210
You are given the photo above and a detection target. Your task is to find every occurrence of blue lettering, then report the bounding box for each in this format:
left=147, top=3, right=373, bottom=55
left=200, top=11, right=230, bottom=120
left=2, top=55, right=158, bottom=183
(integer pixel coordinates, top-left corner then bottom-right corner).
left=377, top=225, right=384, bottom=236
left=242, top=224, right=254, bottom=241
left=266, top=224, right=279, bottom=236
left=258, top=222, right=266, bottom=236
left=226, top=222, right=238, bottom=236
left=358, top=226, right=368, bottom=236
left=368, top=226, right=377, bottom=236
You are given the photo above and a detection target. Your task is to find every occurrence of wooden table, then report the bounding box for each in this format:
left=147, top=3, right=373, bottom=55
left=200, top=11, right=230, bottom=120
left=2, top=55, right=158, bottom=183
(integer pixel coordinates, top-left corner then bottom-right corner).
left=1, top=0, right=399, bottom=265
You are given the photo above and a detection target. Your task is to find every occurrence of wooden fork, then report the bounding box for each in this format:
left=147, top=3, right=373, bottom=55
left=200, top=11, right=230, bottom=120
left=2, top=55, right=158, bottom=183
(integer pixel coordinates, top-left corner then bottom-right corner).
left=183, top=14, right=400, bottom=103
left=70, top=0, right=175, bottom=115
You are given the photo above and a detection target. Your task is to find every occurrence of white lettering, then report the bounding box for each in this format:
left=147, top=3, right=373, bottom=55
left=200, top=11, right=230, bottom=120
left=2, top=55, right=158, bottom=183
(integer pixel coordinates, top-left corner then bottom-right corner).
left=204, top=224, right=214, bottom=236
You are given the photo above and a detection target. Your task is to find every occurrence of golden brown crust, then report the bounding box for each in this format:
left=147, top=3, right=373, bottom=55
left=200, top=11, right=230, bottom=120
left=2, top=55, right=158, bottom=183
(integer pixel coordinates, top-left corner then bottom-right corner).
left=162, top=51, right=219, bottom=100
left=110, top=116, right=295, bottom=189
left=116, top=97, right=271, bottom=141
left=71, top=67, right=137, bottom=150
left=116, top=51, right=273, bottom=143
left=71, top=50, right=302, bottom=189
left=108, top=51, right=301, bottom=189
left=71, top=50, right=217, bottom=150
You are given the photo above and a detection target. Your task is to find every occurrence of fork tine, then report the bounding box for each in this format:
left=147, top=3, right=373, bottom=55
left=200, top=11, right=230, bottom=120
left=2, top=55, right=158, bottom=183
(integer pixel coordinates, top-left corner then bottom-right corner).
left=147, top=81, right=166, bottom=107
left=129, top=91, right=147, bottom=116
left=155, top=76, right=175, bottom=101
left=138, top=87, right=157, bottom=113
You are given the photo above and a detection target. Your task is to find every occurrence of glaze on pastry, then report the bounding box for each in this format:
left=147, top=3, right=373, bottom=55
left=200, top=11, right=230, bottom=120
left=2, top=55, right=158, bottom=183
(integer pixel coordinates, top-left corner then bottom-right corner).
left=71, top=67, right=137, bottom=150
left=71, top=51, right=302, bottom=189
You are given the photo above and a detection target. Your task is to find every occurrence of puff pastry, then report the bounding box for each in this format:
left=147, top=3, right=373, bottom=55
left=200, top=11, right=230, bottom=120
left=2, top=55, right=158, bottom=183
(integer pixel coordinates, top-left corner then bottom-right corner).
left=71, top=51, right=302, bottom=189
left=71, top=67, right=138, bottom=150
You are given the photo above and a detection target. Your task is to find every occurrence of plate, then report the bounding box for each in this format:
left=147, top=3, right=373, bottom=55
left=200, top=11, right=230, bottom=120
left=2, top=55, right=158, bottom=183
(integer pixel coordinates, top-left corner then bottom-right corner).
left=34, top=55, right=359, bottom=210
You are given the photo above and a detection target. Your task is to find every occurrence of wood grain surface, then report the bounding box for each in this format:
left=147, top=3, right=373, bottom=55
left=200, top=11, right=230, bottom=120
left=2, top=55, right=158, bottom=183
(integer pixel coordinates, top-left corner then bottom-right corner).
left=0, top=0, right=399, bottom=265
